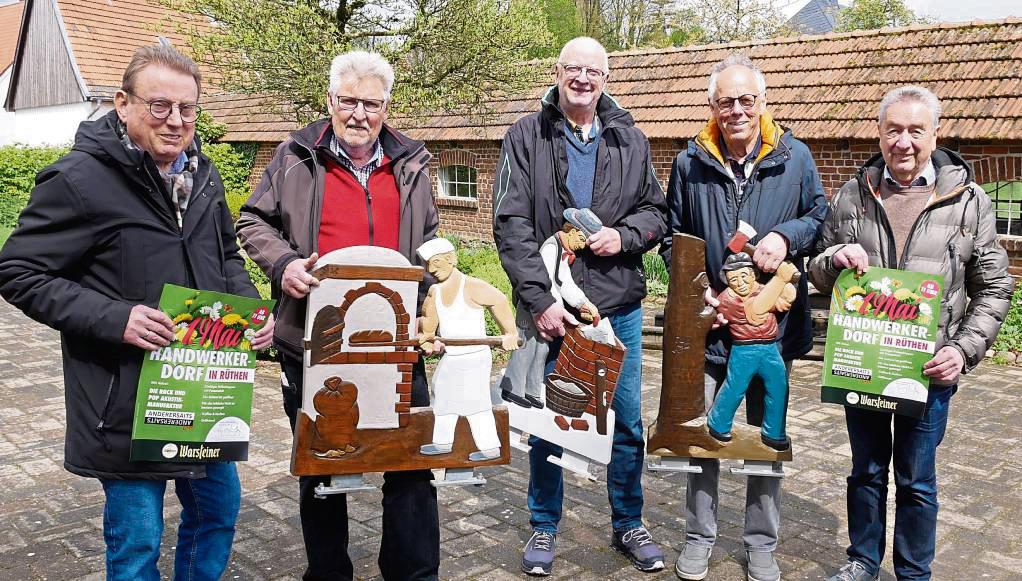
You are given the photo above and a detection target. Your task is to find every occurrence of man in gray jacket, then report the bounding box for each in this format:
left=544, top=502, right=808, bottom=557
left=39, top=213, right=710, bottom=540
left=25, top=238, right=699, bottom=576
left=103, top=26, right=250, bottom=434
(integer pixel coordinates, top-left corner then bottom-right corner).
left=808, top=86, right=1012, bottom=581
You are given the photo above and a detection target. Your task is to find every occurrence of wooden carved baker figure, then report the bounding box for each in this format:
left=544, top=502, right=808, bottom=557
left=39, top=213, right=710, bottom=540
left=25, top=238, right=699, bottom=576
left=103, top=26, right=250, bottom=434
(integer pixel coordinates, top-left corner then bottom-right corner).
left=706, top=252, right=797, bottom=451
left=416, top=238, right=520, bottom=461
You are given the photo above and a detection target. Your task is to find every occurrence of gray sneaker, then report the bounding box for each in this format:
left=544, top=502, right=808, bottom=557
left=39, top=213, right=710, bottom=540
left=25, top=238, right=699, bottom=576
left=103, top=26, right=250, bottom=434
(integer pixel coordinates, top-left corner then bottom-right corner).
left=746, top=550, right=780, bottom=581
left=827, top=561, right=877, bottom=581
left=522, top=531, right=556, bottom=576
left=674, top=543, right=711, bottom=580
left=612, top=526, right=665, bottom=572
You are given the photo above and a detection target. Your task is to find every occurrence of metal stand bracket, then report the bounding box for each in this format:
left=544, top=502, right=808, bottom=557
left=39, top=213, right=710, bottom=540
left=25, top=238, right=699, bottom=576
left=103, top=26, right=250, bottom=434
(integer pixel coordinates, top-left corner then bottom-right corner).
left=314, top=474, right=376, bottom=497
left=509, top=427, right=532, bottom=453
left=433, top=467, right=486, bottom=487
left=546, top=450, right=597, bottom=481
left=730, top=460, right=785, bottom=478
left=647, top=456, right=703, bottom=474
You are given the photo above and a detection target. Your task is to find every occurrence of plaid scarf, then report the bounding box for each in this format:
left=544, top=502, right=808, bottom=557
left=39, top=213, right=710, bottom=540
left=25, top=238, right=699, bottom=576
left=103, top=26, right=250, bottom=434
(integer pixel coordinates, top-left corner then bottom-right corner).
left=118, top=120, right=199, bottom=227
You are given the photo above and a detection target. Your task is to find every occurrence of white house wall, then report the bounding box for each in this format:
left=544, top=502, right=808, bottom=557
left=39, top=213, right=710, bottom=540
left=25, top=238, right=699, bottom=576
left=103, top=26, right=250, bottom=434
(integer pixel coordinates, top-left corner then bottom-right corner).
left=0, top=99, right=108, bottom=146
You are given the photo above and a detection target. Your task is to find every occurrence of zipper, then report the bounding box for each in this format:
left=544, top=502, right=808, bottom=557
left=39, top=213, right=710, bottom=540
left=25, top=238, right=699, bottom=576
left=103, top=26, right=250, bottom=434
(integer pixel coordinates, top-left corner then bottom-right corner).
left=95, top=374, right=117, bottom=452
left=364, top=184, right=375, bottom=245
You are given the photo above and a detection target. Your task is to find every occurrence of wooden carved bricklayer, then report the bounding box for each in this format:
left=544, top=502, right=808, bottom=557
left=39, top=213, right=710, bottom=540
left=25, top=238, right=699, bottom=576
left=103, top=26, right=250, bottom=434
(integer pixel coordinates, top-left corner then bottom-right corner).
left=553, top=326, right=625, bottom=416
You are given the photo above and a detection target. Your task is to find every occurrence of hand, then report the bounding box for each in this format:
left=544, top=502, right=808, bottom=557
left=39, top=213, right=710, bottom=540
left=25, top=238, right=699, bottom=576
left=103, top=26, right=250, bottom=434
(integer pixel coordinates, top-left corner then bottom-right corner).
left=282, top=253, right=320, bottom=299
left=832, top=244, right=869, bottom=275
left=417, top=332, right=444, bottom=356
left=251, top=314, right=274, bottom=350
left=502, top=333, right=520, bottom=351
left=587, top=227, right=622, bottom=256
left=923, top=346, right=965, bottom=383
left=534, top=303, right=573, bottom=341
left=123, top=305, right=175, bottom=350
left=775, top=261, right=798, bottom=284
left=579, top=301, right=600, bottom=325
left=752, top=232, right=788, bottom=273
left=703, top=287, right=728, bottom=330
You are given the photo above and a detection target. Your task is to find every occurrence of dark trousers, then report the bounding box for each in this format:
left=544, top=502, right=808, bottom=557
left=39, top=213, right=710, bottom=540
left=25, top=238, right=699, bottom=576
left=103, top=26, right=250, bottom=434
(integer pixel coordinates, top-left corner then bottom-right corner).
left=281, top=355, right=440, bottom=581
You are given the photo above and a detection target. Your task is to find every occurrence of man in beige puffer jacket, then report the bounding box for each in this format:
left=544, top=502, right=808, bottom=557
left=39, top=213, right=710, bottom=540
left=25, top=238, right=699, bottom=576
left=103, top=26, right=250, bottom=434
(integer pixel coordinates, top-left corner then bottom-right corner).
left=809, top=86, right=1012, bottom=581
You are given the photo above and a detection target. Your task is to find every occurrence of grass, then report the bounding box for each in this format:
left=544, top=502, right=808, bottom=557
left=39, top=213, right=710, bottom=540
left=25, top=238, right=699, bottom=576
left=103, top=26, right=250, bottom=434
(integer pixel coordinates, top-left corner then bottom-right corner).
left=0, top=226, right=12, bottom=247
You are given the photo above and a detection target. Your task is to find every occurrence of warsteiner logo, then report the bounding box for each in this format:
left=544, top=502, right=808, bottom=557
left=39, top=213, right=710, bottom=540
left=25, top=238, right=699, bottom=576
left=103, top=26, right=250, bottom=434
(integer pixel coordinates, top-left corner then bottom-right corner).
left=161, top=443, right=179, bottom=458
left=846, top=392, right=860, bottom=405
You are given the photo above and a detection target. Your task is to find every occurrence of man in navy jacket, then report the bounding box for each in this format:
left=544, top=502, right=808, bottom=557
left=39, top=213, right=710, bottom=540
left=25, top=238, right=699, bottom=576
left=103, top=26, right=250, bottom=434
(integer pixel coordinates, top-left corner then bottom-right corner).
left=661, top=54, right=827, bottom=581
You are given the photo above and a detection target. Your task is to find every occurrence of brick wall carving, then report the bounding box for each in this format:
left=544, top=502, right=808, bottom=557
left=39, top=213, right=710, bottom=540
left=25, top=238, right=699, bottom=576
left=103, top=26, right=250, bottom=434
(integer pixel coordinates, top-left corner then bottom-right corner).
left=553, top=328, right=625, bottom=416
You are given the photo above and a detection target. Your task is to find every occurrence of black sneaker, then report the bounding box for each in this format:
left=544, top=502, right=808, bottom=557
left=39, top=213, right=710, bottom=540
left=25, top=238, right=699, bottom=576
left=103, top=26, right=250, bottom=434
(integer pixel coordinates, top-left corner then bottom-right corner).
left=611, top=526, right=665, bottom=572
left=522, top=531, right=556, bottom=576
left=525, top=394, right=544, bottom=408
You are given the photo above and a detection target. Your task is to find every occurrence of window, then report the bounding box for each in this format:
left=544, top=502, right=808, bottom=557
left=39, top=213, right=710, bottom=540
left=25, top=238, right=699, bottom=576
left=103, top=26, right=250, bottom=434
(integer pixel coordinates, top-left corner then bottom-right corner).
left=983, top=181, right=1022, bottom=236
left=439, top=165, right=478, bottom=199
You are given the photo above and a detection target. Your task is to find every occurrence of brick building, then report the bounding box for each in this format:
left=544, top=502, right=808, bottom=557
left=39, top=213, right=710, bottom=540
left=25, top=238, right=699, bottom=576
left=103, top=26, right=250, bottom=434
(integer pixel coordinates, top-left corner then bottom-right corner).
left=205, top=19, right=1022, bottom=272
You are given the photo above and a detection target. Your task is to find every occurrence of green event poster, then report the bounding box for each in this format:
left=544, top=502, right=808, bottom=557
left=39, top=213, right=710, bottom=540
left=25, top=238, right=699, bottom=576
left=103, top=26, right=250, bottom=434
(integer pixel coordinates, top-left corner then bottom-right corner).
left=130, top=284, right=275, bottom=462
left=821, top=267, right=944, bottom=418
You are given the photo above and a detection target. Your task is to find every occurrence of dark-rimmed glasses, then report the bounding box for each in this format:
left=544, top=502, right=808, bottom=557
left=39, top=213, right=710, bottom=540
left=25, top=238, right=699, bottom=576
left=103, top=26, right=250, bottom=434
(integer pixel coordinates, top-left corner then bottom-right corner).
left=124, top=89, right=200, bottom=123
left=335, top=95, right=386, bottom=113
left=714, top=94, right=758, bottom=112
left=558, top=63, right=608, bottom=82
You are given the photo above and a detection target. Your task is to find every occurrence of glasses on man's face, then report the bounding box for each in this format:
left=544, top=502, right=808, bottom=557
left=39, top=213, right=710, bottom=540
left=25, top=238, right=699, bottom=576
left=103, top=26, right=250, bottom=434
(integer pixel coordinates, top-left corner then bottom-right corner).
left=714, top=94, right=758, bottom=112
left=558, top=63, right=607, bottom=82
left=335, top=95, right=386, bottom=113
left=124, top=90, right=200, bottom=123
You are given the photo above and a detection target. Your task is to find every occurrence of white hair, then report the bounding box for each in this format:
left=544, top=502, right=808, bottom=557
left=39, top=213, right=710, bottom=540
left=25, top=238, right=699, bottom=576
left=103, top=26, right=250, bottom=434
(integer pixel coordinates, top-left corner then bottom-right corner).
left=328, top=51, right=395, bottom=100
left=707, top=54, right=766, bottom=100
left=558, top=37, right=609, bottom=72
left=878, top=85, right=941, bottom=127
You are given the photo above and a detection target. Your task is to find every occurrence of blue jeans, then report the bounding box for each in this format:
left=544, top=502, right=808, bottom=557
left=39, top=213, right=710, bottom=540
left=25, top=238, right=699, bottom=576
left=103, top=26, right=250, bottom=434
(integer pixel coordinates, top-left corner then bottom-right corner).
left=844, top=384, right=955, bottom=580
left=101, top=462, right=240, bottom=581
left=707, top=341, right=788, bottom=442
left=528, top=302, right=645, bottom=533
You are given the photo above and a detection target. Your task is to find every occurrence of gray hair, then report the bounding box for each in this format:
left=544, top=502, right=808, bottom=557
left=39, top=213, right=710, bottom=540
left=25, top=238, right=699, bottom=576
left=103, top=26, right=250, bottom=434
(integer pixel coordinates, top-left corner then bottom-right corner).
left=707, top=54, right=766, bottom=100
left=558, top=37, right=609, bottom=72
left=122, top=44, right=201, bottom=95
left=878, top=86, right=941, bottom=127
left=329, top=51, right=395, bottom=100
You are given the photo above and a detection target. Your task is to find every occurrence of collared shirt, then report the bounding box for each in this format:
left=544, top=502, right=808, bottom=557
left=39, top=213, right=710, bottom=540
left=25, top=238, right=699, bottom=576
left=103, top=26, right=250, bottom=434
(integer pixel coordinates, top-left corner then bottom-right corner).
left=883, top=159, right=936, bottom=189
left=330, top=136, right=383, bottom=190
left=720, top=136, right=762, bottom=202
left=566, top=116, right=600, bottom=144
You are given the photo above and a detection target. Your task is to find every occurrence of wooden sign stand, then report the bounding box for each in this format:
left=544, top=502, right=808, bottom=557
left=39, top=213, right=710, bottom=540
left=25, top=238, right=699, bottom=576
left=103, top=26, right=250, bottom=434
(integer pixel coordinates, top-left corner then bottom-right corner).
left=292, top=246, right=510, bottom=491
left=646, top=234, right=792, bottom=477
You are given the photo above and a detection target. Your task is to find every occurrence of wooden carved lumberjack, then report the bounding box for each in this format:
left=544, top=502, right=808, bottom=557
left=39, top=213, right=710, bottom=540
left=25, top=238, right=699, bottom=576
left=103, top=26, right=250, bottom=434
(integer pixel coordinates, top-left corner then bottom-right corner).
left=647, top=232, right=794, bottom=462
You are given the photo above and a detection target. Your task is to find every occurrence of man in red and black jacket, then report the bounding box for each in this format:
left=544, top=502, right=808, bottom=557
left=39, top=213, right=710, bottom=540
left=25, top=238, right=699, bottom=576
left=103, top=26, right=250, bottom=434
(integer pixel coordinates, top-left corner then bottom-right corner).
left=237, top=50, right=440, bottom=581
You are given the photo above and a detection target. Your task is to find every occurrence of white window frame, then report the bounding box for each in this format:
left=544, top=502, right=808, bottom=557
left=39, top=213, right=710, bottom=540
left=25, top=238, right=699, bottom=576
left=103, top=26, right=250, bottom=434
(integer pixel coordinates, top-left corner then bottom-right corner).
left=438, top=165, right=478, bottom=199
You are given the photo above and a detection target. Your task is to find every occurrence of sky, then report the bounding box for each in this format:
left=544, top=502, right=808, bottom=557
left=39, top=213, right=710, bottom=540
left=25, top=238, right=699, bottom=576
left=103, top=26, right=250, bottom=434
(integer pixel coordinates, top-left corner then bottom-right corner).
left=782, top=0, right=1022, bottom=23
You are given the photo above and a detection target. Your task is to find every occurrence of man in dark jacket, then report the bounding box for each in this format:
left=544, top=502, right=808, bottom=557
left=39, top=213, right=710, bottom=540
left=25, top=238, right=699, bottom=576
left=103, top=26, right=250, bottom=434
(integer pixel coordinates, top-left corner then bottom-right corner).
left=809, top=86, right=1011, bottom=581
left=236, top=51, right=441, bottom=581
left=493, top=36, right=668, bottom=576
left=0, top=45, right=271, bottom=580
left=661, top=54, right=827, bottom=581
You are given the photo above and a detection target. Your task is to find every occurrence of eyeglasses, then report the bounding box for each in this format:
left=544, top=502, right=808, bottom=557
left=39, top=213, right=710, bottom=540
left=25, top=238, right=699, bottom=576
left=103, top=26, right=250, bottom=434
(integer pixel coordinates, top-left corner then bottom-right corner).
left=714, top=94, right=758, bottom=112
left=334, top=95, right=386, bottom=113
left=124, top=90, right=200, bottom=122
left=558, top=63, right=608, bottom=82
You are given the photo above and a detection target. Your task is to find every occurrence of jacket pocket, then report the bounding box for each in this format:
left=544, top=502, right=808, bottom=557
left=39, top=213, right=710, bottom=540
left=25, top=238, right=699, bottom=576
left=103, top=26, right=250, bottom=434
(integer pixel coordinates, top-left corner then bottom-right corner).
left=120, top=230, right=147, bottom=300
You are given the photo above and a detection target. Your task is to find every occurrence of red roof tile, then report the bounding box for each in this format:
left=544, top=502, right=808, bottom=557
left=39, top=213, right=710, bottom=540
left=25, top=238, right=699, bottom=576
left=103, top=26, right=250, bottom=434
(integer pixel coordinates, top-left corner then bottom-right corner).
left=0, top=1, right=23, bottom=73
left=207, top=18, right=1022, bottom=143
left=57, top=0, right=210, bottom=97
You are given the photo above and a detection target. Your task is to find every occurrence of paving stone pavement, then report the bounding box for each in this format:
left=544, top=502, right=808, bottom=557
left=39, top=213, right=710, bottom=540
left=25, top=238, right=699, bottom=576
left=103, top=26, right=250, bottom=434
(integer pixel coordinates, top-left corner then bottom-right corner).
left=1, top=297, right=1020, bottom=580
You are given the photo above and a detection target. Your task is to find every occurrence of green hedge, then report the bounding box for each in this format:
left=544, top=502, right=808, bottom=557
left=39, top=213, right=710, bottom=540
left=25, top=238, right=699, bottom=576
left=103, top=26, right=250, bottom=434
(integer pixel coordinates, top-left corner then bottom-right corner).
left=0, top=140, right=255, bottom=229
left=0, top=145, right=70, bottom=228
